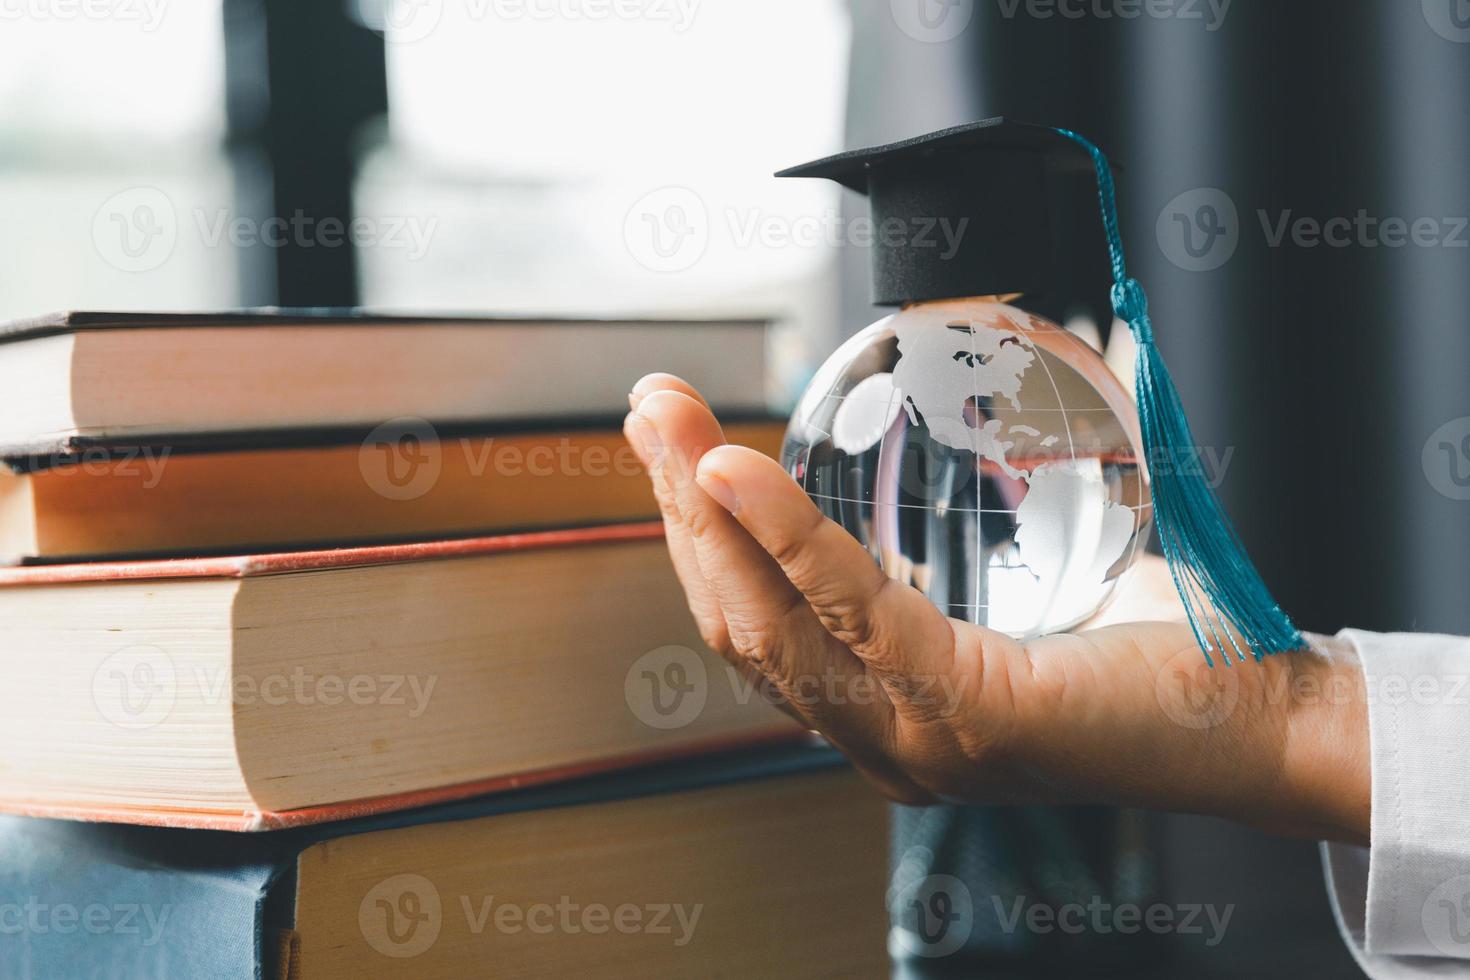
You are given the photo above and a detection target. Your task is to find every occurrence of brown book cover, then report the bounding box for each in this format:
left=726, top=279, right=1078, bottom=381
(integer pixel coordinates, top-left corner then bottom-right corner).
left=0, top=308, right=769, bottom=344
left=0, top=418, right=786, bottom=562
left=0, top=309, right=770, bottom=458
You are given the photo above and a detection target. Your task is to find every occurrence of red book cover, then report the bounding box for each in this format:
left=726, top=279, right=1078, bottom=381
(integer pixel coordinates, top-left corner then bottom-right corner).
left=0, top=521, right=667, bottom=586
left=0, top=730, right=810, bottom=832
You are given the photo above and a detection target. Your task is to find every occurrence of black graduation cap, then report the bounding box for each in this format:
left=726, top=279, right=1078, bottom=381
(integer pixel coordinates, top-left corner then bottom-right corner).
left=777, top=117, right=1105, bottom=308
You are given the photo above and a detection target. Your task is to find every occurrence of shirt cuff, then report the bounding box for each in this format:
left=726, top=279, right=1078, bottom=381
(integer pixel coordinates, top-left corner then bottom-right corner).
left=1321, top=628, right=1470, bottom=972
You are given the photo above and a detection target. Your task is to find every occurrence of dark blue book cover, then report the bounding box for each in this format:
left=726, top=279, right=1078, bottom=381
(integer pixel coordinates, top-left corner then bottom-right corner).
left=0, top=742, right=844, bottom=980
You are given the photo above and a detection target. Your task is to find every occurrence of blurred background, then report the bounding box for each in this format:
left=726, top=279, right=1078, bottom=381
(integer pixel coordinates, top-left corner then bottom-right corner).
left=4, top=0, right=1467, bottom=975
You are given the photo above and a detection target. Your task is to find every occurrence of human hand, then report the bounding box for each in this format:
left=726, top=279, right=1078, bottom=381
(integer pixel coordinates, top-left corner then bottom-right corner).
left=624, top=373, right=1370, bottom=845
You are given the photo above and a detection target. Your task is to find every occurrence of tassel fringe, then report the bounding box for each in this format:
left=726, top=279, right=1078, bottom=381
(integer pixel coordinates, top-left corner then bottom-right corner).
left=1055, top=128, right=1303, bottom=665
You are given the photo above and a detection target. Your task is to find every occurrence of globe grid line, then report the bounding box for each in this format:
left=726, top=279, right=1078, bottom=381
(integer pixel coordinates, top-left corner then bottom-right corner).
left=799, top=493, right=1152, bottom=516
left=786, top=301, right=1149, bottom=638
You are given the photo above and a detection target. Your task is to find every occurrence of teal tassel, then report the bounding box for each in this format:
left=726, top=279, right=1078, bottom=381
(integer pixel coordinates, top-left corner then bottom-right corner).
left=1055, top=128, right=1303, bottom=665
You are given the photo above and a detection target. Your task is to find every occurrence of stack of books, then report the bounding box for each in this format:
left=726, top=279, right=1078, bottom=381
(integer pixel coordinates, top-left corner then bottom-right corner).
left=0, top=311, right=888, bottom=978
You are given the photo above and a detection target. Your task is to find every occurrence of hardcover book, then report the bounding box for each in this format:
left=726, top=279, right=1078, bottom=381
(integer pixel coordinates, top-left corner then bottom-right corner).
left=0, top=744, right=887, bottom=979
left=0, top=524, right=799, bottom=830
left=0, top=310, right=768, bottom=457
left=0, top=419, right=784, bottom=562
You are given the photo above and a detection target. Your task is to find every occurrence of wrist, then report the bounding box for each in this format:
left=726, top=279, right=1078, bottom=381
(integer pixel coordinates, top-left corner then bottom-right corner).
left=1272, top=635, right=1372, bottom=846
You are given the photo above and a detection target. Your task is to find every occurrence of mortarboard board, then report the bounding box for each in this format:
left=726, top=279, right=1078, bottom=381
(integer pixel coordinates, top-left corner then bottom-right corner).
left=777, top=117, right=1107, bottom=307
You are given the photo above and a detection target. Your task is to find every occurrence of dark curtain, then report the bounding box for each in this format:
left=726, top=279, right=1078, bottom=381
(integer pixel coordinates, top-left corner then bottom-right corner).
left=857, top=1, right=1470, bottom=975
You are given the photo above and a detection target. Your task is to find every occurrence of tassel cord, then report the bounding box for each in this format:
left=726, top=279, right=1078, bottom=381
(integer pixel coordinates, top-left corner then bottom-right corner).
left=1053, top=128, right=1303, bottom=664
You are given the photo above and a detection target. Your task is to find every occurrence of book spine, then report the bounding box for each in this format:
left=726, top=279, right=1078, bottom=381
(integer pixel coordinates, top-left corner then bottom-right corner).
left=0, top=816, right=273, bottom=979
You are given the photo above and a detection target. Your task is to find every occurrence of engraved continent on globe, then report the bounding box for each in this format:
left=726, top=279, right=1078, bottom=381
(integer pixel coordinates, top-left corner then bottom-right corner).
left=783, top=298, right=1151, bottom=638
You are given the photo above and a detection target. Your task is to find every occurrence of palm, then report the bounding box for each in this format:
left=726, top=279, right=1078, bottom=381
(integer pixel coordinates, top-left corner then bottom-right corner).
left=624, top=373, right=1368, bottom=843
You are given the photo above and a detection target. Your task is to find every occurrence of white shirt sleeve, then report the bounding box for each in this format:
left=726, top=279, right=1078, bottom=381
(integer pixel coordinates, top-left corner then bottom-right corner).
left=1320, top=629, right=1470, bottom=977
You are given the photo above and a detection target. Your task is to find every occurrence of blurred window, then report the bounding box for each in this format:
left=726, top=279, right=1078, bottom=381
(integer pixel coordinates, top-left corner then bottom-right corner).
left=0, top=3, right=237, bottom=317
left=356, top=0, right=852, bottom=397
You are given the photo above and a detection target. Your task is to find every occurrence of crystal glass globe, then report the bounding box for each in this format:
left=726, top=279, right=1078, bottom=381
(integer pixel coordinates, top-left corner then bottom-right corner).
left=783, top=297, right=1151, bottom=637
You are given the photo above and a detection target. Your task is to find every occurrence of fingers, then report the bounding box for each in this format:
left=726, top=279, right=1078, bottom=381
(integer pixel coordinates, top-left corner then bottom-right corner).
left=631, top=386, right=923, bottom=787
left=624, top=391, right=730, bottom=658
left=625, top=395, right=814, bottom=730
left=633, top=392, right=860, bottom=694
left=693, top=444, right=960, bottom=692
left=629, top=372, right=708, bottom=411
